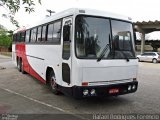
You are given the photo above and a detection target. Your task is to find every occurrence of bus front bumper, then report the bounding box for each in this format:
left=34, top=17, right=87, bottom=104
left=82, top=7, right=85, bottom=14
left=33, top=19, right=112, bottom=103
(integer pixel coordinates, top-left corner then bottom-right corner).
left=72, top=81, right=138, bottom=98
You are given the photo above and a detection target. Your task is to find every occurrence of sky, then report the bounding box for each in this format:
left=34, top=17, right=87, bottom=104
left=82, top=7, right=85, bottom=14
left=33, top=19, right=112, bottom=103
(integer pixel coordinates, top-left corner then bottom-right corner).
left=1, top=0, right=160, bottom=39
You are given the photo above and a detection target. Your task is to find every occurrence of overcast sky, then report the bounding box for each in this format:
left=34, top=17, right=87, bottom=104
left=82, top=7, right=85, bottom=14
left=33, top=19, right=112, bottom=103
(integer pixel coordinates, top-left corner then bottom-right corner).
left=1, top=0, right=160, bottom=39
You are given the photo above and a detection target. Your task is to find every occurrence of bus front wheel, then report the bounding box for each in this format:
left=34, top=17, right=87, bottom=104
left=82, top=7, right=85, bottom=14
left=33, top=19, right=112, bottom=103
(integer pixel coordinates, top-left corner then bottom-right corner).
left=48, top=71, right=60, bottom=95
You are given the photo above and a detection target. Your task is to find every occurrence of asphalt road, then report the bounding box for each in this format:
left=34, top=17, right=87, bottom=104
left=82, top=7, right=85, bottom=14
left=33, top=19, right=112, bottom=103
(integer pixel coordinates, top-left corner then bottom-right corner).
left=0, top=54, right=160, bottom=120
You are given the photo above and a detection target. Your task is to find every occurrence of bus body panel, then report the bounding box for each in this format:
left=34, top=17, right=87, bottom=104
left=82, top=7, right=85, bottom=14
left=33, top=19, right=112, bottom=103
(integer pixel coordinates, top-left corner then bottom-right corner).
left=25, top=44, right=62, bottom=80
left=14, top=43, right=46, bottom=83
left=26, top=44, right=63, bottom=85
left=12, top=44, right=16, bottom=64
left=82, top=65, right=137, bottom=83
left=71, top=55, right=138, bottom=86
left=12, top=8, right=138, bottom=98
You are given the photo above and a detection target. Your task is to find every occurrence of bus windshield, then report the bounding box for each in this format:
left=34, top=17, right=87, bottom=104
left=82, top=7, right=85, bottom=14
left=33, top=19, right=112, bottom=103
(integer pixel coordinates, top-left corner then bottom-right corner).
left=75, top=15, right=136, bottom=59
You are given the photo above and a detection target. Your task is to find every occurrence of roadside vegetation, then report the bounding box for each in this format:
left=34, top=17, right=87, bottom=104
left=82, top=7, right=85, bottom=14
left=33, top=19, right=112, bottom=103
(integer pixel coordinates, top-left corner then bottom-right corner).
left=0, top=25, right=12, bottom=57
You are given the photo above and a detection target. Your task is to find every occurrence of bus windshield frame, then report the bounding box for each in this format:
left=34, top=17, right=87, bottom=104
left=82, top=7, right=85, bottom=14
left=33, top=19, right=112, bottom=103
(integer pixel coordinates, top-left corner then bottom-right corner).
left=75, top=15, right=136, bottom=60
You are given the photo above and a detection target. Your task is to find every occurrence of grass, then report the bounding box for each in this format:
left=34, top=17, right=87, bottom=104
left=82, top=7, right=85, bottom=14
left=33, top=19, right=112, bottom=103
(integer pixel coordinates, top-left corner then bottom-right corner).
left=0, top=52, right=12, bottom=57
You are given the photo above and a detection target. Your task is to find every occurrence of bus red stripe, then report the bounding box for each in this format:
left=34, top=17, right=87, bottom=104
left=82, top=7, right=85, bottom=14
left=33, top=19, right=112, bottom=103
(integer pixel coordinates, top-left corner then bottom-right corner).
left=16, top=44, right=46, bottom=84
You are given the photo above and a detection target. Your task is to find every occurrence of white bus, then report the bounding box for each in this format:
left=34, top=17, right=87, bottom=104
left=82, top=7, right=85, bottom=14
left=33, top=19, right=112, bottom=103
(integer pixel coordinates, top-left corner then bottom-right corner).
left=12, top=8, right=138, bottom=98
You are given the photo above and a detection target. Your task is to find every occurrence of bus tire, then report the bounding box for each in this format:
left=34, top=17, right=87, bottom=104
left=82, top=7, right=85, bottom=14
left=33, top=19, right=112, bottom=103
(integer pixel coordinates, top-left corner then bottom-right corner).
left=48, top=70, right=60, bottom=95
left=21, top=60, right=26, bottom=74
left=17, top=58, right=22, bottom=72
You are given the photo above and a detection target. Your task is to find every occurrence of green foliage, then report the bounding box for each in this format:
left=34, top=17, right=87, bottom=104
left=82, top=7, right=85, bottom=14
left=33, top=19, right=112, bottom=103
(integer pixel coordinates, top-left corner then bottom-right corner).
left=0, top=24, right=12, bottom=48
left=0, top=34, right=12, bottom=48
left=0, top=0, right=41, bottom=27
left=0, top=24, right=7, bottom=34
left=0, top=0, right=41, bottom=14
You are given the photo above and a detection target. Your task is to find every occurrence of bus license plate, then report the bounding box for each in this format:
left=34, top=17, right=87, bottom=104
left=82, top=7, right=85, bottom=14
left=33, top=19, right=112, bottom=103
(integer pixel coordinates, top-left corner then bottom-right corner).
left=109, top=88, right=119, bottom=94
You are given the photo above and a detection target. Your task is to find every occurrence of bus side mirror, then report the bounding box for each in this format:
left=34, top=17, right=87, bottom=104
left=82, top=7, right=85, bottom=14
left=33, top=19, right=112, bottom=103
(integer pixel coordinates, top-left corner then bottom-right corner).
left=63, top=25, right=70, bottom=41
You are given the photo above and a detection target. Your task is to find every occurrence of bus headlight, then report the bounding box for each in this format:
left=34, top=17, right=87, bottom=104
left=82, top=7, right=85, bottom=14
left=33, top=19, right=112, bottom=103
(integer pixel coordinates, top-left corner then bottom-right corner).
left=128, top=85, right=132, bottom=91
left=83, top=89, right=89, bottom=96
left=132, top=85, right=136, bottom=90
left=90, top=89, right=96, bottom=95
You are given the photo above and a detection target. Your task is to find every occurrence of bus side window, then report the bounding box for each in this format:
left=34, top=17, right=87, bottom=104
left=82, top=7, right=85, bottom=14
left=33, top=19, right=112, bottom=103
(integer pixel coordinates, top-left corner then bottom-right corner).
left=30, top=28, right=37, bottom=42
left=47, top=23, right=54, bottom=42
left=13, top=34, right=17, bottom=42
left=21, top=32, right=25, bottom=42
left=47, top=20, right=61, bottom=44
left=17, top=33, right=20, bottom=42
left=42, top=25, right=47, bottom=42
left=62, top=25, right=71, bottom=60
left=25, top=30, right=30, bottom=43
left=53, top=20, right=61, bottom=44
left=37, top=26, right=42, bottom=42
left=19, top=33, right=22, bottom=42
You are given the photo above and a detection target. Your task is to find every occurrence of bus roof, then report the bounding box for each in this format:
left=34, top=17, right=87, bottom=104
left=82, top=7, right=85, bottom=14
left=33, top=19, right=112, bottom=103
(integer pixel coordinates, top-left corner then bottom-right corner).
left=13, top=27, right=26, bottom=34
left=17, top=8, right=132, bottom=31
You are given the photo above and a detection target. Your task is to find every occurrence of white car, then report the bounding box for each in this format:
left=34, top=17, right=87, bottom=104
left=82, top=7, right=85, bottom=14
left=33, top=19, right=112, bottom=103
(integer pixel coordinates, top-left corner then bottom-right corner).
left=137, top=52, right=160, bottom=63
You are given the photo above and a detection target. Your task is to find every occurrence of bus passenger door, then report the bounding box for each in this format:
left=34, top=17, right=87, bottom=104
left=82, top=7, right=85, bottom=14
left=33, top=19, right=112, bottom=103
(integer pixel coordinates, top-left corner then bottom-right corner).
left=62, top=17, right=72, bottom=86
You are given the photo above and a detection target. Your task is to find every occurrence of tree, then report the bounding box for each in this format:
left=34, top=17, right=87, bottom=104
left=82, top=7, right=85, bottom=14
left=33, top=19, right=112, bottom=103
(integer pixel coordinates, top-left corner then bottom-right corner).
left=0, top=24, right=7, bottom=34
left=0, top=24, right=12, bottom=49
left=0, top=34, right=11, bottom=48
left=0, top=0, right=41, bottom=27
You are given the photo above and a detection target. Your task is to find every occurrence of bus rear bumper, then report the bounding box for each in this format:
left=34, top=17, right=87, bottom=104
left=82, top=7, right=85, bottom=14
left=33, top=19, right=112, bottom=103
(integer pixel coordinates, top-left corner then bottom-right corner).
left=72, top=81, right=138, bottom=99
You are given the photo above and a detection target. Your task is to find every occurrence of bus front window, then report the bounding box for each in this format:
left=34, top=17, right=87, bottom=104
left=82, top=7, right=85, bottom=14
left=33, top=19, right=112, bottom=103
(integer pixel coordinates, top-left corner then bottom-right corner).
left=75, top=15, right=136, bottom=59
left=111, top=20, right=136, bottom=59
left=75, top=15, right=111, bottom=59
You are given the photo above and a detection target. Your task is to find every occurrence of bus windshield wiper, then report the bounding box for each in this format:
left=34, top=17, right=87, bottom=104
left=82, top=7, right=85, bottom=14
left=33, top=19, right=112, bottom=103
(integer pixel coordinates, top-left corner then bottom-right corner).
left=97, top=35, right=111, bottom=62
left=97, top=44, right=110, bottom=62
left=119, top=50, right=130, bottom=62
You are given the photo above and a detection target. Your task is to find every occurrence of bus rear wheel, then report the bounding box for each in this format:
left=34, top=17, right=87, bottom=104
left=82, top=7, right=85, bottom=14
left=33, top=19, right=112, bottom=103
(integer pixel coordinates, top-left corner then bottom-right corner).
left=48, top=71, right=60, bottom=95
left=21, top=61, right=26, bottom=74
left=17, top=58, right=22, bottom=72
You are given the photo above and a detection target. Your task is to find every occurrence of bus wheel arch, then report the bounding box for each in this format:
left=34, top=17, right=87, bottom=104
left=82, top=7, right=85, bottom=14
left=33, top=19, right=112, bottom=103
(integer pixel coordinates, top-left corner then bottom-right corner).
left=46, top=67, right=60, bottom=95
